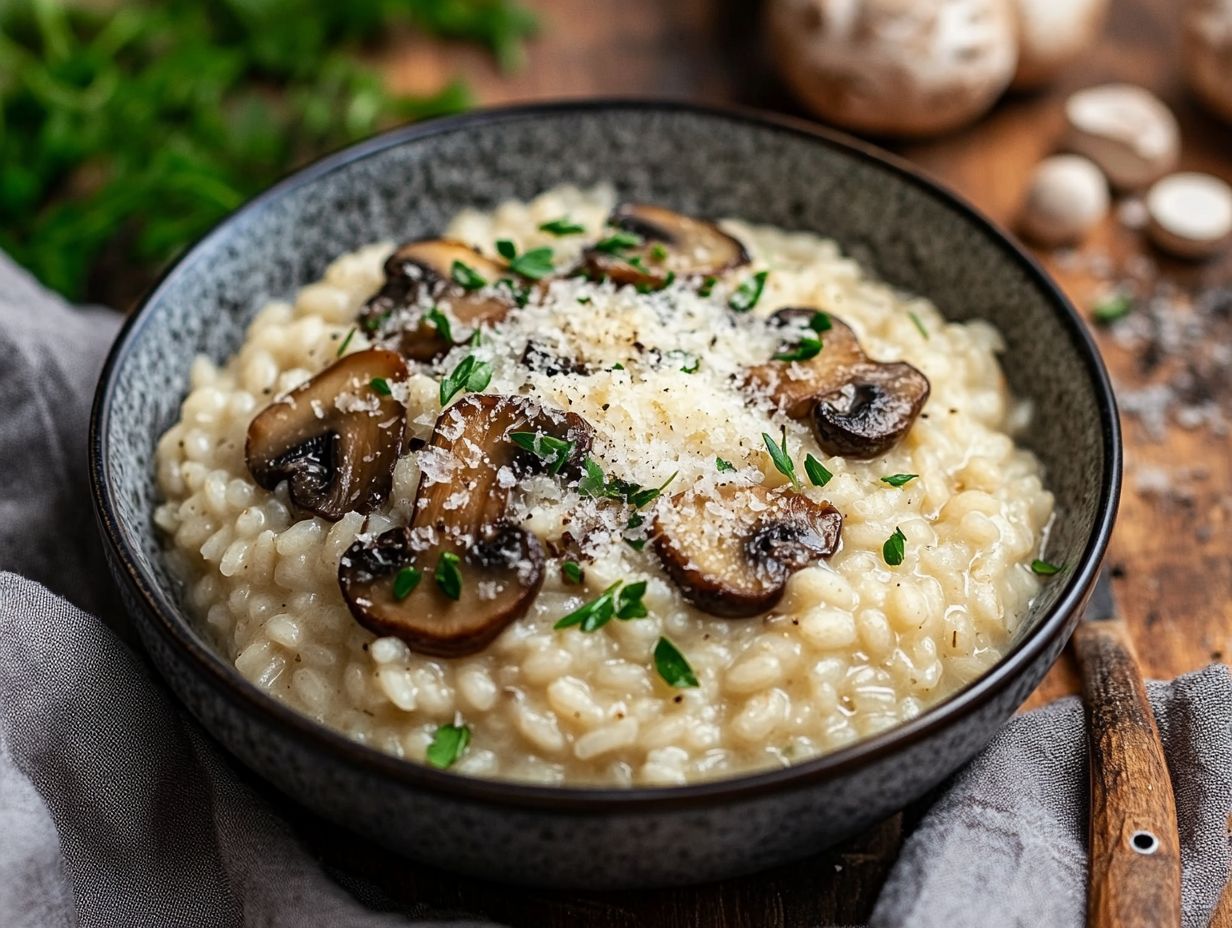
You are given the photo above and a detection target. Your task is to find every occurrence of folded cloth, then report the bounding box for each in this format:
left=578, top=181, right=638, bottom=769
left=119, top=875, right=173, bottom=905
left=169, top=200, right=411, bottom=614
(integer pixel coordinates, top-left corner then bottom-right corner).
left=1, top=253, right=1229, bottom=928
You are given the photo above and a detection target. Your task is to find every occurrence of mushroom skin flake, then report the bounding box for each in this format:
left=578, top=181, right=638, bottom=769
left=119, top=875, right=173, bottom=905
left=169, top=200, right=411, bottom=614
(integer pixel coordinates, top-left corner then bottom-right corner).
left=153, top=184, right=1054, bottom=786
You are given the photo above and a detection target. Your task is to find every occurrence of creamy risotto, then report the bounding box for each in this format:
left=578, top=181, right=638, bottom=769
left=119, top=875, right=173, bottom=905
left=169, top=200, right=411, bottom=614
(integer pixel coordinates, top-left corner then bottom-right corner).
left=154, top=185, right=1054, bottom=786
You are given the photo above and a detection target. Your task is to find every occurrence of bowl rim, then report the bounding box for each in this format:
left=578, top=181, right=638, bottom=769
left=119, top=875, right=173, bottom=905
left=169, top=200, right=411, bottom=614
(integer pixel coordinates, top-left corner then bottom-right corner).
left=89, top=98, right=1121, bottom=813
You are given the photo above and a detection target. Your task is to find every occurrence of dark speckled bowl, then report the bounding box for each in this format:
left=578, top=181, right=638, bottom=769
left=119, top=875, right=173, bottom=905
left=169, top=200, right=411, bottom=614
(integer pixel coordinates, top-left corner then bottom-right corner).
left=89, top=101, right=1120, bottom=889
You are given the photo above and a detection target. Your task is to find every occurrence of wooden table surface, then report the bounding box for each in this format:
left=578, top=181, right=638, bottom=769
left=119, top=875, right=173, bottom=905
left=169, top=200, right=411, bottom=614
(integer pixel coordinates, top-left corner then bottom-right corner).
left=345, top=1, right=1232, bottom=923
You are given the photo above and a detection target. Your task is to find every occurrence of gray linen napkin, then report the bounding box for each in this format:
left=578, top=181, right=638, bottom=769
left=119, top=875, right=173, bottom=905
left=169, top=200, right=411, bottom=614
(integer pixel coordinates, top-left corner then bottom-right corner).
left=1, top=252, right=1230, bottom=928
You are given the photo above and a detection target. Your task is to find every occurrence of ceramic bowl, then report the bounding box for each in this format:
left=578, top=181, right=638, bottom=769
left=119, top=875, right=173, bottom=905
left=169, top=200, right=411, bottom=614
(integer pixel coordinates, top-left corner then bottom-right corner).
left=90, top=101, right=1120, bottom=889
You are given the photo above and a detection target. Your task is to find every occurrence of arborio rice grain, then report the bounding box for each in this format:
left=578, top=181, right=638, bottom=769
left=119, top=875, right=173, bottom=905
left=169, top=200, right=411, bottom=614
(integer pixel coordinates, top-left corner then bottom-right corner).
left=154, top=185, right=1054, bottom=786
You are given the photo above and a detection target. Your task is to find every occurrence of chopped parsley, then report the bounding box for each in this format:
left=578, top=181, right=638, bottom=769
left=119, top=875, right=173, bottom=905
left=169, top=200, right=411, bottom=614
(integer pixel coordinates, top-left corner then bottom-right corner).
left=773, top=332, right=822, bottom=362
left=667, top=349, right=700, bottom=373
left=508, top=246, right=555, bottom=280
left=577, top=295, right=592, bottom=305
left=654, top=637, right=698, bottom=688
left=593, top=230, right=643, bottom=254
left=883, top=527, right=907, bottom=567
left=562, top=560, right=583, bottom=584
left=510, top=431, right=574, bottom=474
left=539, top=217, right=587, bottom=236
left=804, top=454, right=833, bottom=487
left=762, top=427, right=800, bottom=489
left=649, top=242, right=669, bottom=261
left=425, top=723, right=470, bottom=770
left=393, top=566, right=422, bottom=601
left=439, top=354, right=492, bottom=406
left=426, top=306, right=453, bottom=343
left=698, top=276, right=718, bottom=298
left=451, top=259, right=487, bottom=291
left=1092, top=293, right=1133, bottom=326
left=809, top=311, right=833, bottom=333
left=716, top=457, right=736, bottom=473
left=369, top=377, right=392, bottom=396
left=881, top=473, right=918, bottom=488
left=625, top=537, right=647, bottom=551
left=335, top=327, right=356, bottom=358
left=554, top=579, right=648, bottom=632
left=434, top=551, right=463, bottom=600
left=908, top=311, right=929, bottom=339
left=729, top=270, right=768, bottom=312
left=1031, top=559, right=1064, bottom=576
left=362, top=311, right=389, bottom=333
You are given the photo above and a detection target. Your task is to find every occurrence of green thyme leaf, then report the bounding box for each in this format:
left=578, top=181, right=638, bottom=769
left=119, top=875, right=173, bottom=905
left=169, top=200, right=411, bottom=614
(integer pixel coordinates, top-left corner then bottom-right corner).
left=510, top=431, right=574, bottom=474
left=434, top=551, right=462, bottom=600
left=698, top=276, right=718, bottom=298
left=425, top=723, right=470, bottom=770
left=1031, top=559, right=1064, bottom=576
left=654, top=637, right=698, bottom=688
left=804, top=454, right=833, bottom=487
left=1092, top=293, right=1133, bottom=326
left=539, top=217, right=586, bottom=236
left=336, top=328, right=356, bottom=357
left=809, top=311, right=833, bottom=333
left=393, top=566, right=422, bottom=601
left=883, top=527, right=907, bottom=567
left=593, top=230, right=643, bottom=254
left=370, top=377, right=392, bottom=396
left=426, top=306, right=453, bottom=343
left=762, top=427, right=800, bottom=489
left=729, top=270, right=768, bottom=312
left=496, top=239, right=517, bottom=260
left=773, top=332, right=822, bottom=362
left=509, top=246, right=555, bottom=280
left=616, top=580, right=648, bottom=619
left=716, top=457, right=736, bottom=473
left=555, top=580, right=621, bottom=632
left=451, top=260, right=487, bottom=291
left=577, top=457, right=608, bottom=497
left=629, top=472, right=677, bottom=509
left=562, top=560, right=583, bottom=584
left=439, top=354, right=489, bottom=405
left=881, top=473, right=918, bottom=488
left=908, top=311, right=929, bottom=339
left=577, top=295, right=592, bottom=305
left=649, top=242, right=669, bottom=261
left=624, top=537, right=647, bottom=552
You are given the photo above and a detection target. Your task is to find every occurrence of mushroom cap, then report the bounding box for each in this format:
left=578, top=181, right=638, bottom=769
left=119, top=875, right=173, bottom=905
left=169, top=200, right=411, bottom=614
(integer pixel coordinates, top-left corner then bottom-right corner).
left=811, top=364, right=930, bottom=459
left=245, top=348, right=407, bottom=520
left=583, top=204, right=750, bottom=289
left=339, top=523, right=545, bottom=658
left=653, top=485, right=843, bottom=618
left=1145, top=171, right=1232, bottom=259
left=1183, top=0, right=1232, bottom=125
left=359, top=240, right=517, bottom=360
left=766, top=0, right=1018, bottom=138
left=1010, top=0, right=1109, bottom=90
left=338, top=393, right=594, bottom=656
left=1064, top=84, right=1180, bottom=190
left=745, top=309, right=930, bottom=458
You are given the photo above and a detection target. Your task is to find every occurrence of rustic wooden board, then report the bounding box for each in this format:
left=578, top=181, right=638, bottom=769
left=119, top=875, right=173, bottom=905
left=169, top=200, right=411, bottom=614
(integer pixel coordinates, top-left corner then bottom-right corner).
left=347, top=1, right=1232, bottom=922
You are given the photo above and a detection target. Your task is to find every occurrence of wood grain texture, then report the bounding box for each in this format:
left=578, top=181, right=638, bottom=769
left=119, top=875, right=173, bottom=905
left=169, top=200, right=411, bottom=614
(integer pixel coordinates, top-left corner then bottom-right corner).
left=349, top=1, right=1232, bottom=923
left=1073, top=617, right=1182, bottom=928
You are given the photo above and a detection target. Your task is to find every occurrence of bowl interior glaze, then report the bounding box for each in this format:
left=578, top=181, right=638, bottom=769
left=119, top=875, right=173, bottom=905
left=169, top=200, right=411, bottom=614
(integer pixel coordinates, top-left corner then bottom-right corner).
left=93, top=102, right=1118, bottom=807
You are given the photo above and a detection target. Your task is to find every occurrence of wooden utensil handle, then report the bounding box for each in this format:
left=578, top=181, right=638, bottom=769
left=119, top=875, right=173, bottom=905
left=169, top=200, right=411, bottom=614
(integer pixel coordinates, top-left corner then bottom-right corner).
left=1072, top=618, right=1182, bottom=928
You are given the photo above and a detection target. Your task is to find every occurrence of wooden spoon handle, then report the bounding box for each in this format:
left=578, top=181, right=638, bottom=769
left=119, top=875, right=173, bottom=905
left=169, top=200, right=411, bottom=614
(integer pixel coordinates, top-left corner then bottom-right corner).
left=1072, top=618, right=1182, bottom=928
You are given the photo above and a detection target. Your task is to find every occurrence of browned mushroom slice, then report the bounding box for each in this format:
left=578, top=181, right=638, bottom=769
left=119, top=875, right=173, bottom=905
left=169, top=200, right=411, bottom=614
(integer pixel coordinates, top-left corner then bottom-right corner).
left=246, top=349, right=407, bottom=521
left=338, top=394, right=594, bottom=656
left=583, top=204, right=750, bottom=289
left=359, top=240, right=517, bottom=360
left=653, top=485, right=843, bottom=618
left=745, top=310, right=930, bottom=458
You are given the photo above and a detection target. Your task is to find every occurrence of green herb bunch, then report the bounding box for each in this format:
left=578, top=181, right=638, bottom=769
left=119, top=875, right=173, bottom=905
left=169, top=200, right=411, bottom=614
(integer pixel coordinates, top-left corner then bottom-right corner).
left=0, top=0, right=538, bottom=303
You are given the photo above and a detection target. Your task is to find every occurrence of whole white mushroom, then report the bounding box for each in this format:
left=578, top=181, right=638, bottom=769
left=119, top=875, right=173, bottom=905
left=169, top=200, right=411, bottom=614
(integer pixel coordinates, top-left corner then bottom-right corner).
left=1183, top=0, right=1232, bottom=124
left=766, top=0, right=1018, bottom=137
left=1064, top=84, right=1180, bottom=190
left=1019, top=155, right=1110, bottom=247
left=1010, top=0, right=1110, bottom=89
